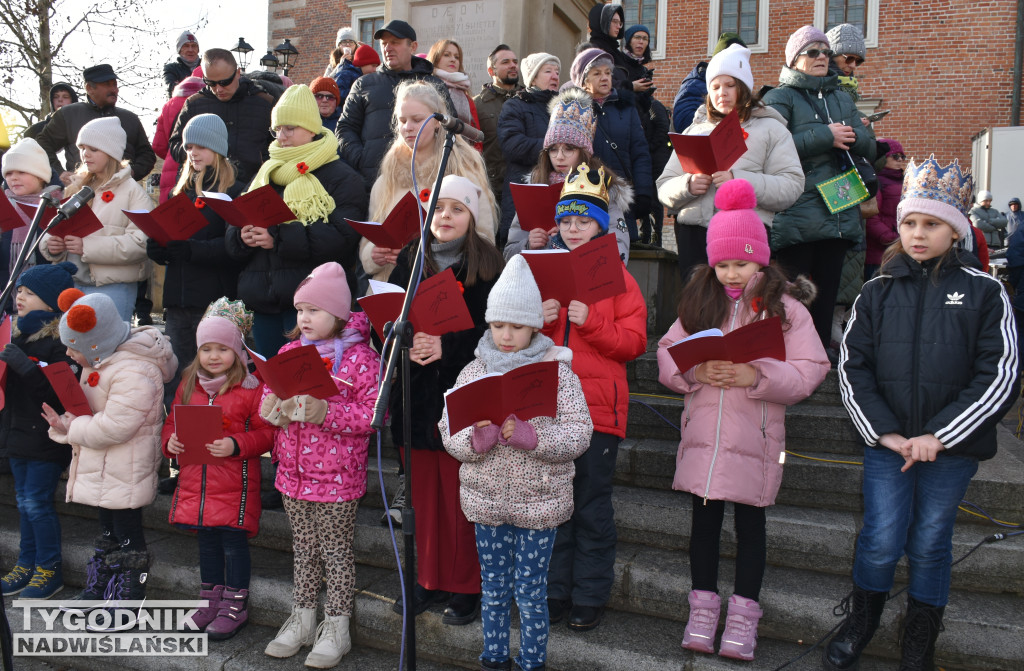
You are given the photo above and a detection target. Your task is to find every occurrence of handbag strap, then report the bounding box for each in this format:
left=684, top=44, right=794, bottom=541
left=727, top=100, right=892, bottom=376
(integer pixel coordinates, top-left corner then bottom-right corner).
left=594, top=111, right=634, bottom=183
left=798, top=88, right=859, bottom=171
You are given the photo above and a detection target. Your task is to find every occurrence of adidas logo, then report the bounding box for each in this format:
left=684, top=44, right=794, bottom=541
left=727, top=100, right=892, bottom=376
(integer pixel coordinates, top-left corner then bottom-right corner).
left=945, top=291, right=964, bottom=305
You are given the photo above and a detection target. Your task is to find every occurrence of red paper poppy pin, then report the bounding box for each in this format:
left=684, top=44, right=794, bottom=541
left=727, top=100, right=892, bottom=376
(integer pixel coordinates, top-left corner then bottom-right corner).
left=741, top=129, right=749, bottom=141
left=457, top=281, right=465, bottom=295
left=321, top=357, right=333, bottom=372
left=195, top=197, right=206, bottom=209
left=100, top=191, right=114, bottom=203
left=419, top=188, right=430, bottom=203
left=87, top=372, right=100, bottom=387
left=222, top=416, right=232, bottom=431
left=296, top=162, right=309, bottom=175
left=751, top=297, right=764, bottom=313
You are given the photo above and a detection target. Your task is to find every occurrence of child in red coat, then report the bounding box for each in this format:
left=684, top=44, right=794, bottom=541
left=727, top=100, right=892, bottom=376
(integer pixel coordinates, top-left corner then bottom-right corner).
left=162, top=297, right=274, bottom=640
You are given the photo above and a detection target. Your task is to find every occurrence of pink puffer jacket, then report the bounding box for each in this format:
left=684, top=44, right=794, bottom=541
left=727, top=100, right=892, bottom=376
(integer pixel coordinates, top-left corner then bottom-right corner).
left=269, top=312, right=381, bottom=503
left=656, top=277, right=829, bottom=507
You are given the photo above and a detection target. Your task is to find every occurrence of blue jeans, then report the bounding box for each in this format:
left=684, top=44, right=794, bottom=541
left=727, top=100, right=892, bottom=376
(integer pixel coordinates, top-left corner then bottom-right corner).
left=853, top=445, right=978, bottom=607
left=10, top=458, right=65, bottom=569
left=476, top=524, right=556, bottom=671
left=197, top=528, right=251, bottom=589
left=77, top=282, right=138, bottom=323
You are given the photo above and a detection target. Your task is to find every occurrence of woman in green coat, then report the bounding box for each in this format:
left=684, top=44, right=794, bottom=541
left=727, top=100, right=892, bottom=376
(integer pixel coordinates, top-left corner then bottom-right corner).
left=762, top=26, right=875, bottom=349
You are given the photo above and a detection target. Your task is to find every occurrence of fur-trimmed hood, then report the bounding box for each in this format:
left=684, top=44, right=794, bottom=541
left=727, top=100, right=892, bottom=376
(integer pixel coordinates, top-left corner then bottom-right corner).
left=786, top=274, right=817, bottom=307
left=13, top=315, right=62, bottom=343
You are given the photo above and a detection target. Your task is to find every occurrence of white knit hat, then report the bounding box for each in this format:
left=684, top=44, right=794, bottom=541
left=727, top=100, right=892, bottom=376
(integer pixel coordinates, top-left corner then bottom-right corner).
left=706, top=43, right=754, bottom=93
left=485, top=255, right=543, bottom=328
left=336, top=27, right=355, bottom=45
left=76, top=117, right=126, bottom=161
left=521, top=53, right=560, bottom=88
left=2, top=138, right=52, bottom=183
left=437, top=175, right=482, bottom=226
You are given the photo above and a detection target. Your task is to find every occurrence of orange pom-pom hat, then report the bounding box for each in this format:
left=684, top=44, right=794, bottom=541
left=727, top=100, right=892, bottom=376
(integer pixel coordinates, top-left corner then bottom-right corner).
left=57, top=289, right=131, bottom=367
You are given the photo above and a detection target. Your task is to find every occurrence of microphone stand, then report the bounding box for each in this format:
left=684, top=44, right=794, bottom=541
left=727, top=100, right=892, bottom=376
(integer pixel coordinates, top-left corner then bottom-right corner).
left=370, top=129, right=457, bottom=671
left=0, top=199, right=61, bottom=314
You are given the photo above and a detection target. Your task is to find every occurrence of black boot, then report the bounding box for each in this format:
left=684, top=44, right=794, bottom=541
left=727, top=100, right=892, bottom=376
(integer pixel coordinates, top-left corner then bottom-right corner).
left=823, top=587, right=888, bottom=670
left=898, top=597, right=944, bottom=671
left=86, top=550, right=151, bottom=633
left=61, top=535, right=119, bottom=612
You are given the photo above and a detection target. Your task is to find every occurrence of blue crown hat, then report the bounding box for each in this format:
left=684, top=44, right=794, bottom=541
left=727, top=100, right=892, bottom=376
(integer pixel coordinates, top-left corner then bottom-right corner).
left=896, top=155, right=973, bottom=239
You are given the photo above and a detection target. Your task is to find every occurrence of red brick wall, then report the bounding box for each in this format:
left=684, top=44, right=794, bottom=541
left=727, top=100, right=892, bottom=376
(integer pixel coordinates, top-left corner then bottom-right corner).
left=652, top=0, right=1024, bottom=170
left=269, top=0, right=351, bottom=86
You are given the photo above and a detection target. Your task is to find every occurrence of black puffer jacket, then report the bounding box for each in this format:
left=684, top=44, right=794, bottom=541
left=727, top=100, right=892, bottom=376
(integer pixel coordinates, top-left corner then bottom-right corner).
left=163, top=57, right=197, bottom=98
left=336, top=57, right=454, bottom=192
left=0, top=318, right=77, bottom=464
left=224, top=153, right=367, bottom=314
left=496, top=87, right=557, bottom=235
left=839, top=252, right=1019, bottom=460
left=591, top=88, right=651, bottom=239
left=147, top=177, right=245, bottom=309
left=385, top=247, right=496, bottom=452
left=169, top=79, right=276, bottom=186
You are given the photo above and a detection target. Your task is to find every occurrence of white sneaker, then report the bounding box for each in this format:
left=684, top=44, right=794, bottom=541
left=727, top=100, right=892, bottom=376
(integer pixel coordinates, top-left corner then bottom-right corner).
left=265, top=606, right=316, bottom=658
left=304, top=614, right=351, bottom=668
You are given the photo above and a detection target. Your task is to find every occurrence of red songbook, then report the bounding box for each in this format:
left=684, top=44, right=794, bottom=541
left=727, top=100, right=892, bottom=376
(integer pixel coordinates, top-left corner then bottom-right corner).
left=666, top=316, right=786, bottom=374
left=173, top=404, right=225, bottom=466
left=19, top=200, right=103, bottom=239
left=510, top=182, right=562, bottom=232
left=357, top=267, right=475, bottom=340
left=521, top=233, right=626, bottom=305
left=122, top=192, right=210, bottom=246
left=203, top=185, right=297, bottom=229
left=0, top=314, right=11, bottom=349
left=345, top=191, right=424, bottom=249
left=41, top=362, right=92, bottom=416
left=248, top=344, right=342, bottom=400
left=13, top=201, right=58, bottom=232
left=0, top=195, right=32, bottom=232
left=444, top=361, right=559, bottom=436
left=0, top=360, right=8, bottom=412
left=668, top=109, right=748, bottom=175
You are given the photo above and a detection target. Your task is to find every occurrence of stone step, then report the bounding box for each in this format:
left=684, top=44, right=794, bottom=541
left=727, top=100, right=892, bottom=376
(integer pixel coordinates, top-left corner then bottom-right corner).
left=2, top=513, right=1018, bottom=671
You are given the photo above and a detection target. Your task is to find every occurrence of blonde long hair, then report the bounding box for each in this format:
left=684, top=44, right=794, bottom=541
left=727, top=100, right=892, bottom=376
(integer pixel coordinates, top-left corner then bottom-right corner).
left=371, top=80, right=497, bottom=238
left=64, top=153, right=126, bottom=198
left=172, top=153, right=236, bottom=197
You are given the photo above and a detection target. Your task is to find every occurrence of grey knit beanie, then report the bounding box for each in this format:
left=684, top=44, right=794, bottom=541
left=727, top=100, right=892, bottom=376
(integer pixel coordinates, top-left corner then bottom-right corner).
left=58, top=289, right=131, bottom=368
left=182, top=113, right=229, bottom=157
left=176, top=30, right=198, bottom=54
left=76, top=117, right=126, bottom=161
left=826, top=23, right=866, bottom=59
left=521, top=53, right=560, bottom=88
left=336, top=27, right=355, bottom=45
left=485, top=255, right=543, bottom=329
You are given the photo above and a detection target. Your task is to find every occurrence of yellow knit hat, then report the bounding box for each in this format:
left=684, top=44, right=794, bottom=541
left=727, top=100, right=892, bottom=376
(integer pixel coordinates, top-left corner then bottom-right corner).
left=271, top=85, right=323, bottom=135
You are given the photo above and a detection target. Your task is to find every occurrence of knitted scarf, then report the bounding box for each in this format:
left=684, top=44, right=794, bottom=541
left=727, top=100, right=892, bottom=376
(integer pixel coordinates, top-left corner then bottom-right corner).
left=477, top=328, right=555, bottom=375
left=300, top=329, right=365, bottom=375
left=247, top=133, right=339, bottom=225
left=431, top=236, right=465, bottom=272
left=432, top=68, right=473, bottom=124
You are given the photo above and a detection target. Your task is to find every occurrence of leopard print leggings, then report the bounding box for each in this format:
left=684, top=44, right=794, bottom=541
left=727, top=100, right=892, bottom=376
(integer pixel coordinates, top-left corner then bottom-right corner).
left=282, top=495, right=358, bottom=616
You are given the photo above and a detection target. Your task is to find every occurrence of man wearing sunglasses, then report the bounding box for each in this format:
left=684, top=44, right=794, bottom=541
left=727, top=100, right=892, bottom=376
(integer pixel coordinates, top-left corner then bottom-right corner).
left=168, top=48, right=275, bottom=185
left=35, top=63, right=156, bottom=185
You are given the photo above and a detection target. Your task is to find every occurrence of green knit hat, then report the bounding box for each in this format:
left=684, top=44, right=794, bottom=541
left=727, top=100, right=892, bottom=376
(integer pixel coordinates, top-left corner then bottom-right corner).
left=271, top=85, right=323, bottom=135
left=713, top=32, right=745, bottom=56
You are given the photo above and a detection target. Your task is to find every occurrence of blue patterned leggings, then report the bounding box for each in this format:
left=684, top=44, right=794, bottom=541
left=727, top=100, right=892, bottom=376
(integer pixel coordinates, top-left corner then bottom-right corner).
left=475, top=524, right=556, bottom=670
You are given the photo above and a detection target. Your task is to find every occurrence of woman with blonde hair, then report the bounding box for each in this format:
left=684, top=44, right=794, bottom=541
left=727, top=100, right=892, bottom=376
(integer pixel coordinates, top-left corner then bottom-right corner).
left=360, top=79, right=496, bottom=285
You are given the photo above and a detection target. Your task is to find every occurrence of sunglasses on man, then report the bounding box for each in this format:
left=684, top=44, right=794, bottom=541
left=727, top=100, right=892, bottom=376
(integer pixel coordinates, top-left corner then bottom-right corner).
left=203, top=68, right=237, bottom=88
left=840, top=54, right=865, bottom=66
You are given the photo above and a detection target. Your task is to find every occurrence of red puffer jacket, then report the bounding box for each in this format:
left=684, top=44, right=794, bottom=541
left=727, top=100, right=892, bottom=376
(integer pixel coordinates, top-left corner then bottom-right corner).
left=162, top=381, right=275, bottom=537
left=540, top=263, right=647, bottom=437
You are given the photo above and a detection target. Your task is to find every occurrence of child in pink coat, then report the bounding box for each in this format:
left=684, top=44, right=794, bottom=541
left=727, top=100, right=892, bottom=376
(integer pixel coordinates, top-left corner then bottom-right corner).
left=259, top=262, right=380, bottom=668
left=656, top=180, right=829, bottom=661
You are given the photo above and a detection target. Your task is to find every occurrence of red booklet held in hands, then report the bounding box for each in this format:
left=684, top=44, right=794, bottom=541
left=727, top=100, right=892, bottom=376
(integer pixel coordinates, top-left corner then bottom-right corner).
left=444, top=360, right=559, bottom=436
left=13, top=201, right=58, bottom=232
left=357, top=267, right=475, bottom=340
left=41, top=362, right=92, bottom=416
left=248, top=344, right=345, bottom=400
left=668, top=108, right=748, bottom=176
left=522, top=233, right=626, bottom=305
left=0, top=195, right=33, bottom=232
left=203, top=185, right=297, bottom=229
left=510, top=182, right=562, bottom=232
left=123, top=192, right=210, bottom=246
left=173, top=405, right=225, bottom=466
left=345, top=191, right=424, bottom=249
left=26, top=200, right=104, bottom=240
left=666, top=316, right=786, bottom=374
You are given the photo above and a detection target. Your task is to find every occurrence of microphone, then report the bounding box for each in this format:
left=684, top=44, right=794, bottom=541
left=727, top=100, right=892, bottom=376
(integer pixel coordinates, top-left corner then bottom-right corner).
left=48, top=186, right=94, bottom=226
left=38, top=184, right=62, bottom=206
left=432, top=113, right=484, bottom=144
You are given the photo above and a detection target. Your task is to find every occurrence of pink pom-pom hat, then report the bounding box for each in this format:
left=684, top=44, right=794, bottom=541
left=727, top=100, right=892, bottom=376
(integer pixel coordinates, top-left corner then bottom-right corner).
left=706, top=179, right=770, bottom=266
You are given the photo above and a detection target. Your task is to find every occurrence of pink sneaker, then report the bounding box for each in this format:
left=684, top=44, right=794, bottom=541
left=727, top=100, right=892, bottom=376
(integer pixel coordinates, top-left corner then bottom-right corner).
left=718, top=594, right=763, bottom=661
left=681, top=589, right=720, bottom=653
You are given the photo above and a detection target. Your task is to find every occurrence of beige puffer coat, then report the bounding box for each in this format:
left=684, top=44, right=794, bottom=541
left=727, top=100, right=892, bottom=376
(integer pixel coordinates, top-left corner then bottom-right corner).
left=42, top=165, right=152, bottom=286
left=440, top=346, right=593, bottom=530
left=657, top=105, right=803, bottom=228
left=50, top=327, right=177, bottom=509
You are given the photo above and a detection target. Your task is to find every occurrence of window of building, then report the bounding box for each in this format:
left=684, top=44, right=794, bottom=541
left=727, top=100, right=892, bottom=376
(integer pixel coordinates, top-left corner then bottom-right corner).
left=814, top=0, right=879, bottom=48
left=708, top=0, right=769, bottom=54
left=621, top=0, right=668, bottom=60
left=358, top=17, right=384, bottom=49
left=349, top=0, right=386, bottom=59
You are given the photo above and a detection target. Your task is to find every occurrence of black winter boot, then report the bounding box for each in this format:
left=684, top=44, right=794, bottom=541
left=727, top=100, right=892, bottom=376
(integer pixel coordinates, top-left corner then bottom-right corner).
left=86, top=550, right=151, bottom=633
left=61, top=535, right=119, bottom=612
left=823, top=587, right=888, bottom=670
left=897, top=597, right=944, bottom=671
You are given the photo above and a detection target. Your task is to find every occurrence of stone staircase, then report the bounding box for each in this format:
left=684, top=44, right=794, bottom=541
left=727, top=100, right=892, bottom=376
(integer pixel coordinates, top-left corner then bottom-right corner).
left=2, top=349, right=1023, bottom=670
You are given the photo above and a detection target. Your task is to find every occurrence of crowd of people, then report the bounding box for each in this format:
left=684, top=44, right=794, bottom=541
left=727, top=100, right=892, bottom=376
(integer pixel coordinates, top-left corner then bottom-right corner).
left=0, top=7, right=1019, bottom=671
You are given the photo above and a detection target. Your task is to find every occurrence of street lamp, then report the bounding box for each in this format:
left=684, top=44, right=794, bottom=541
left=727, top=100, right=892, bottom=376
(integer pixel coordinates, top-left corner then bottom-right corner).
left=273, top=38, right=299, bottom=77
left=231, top=37, right=254, bottom=72
left=259, top=50, right=280, bottom=72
